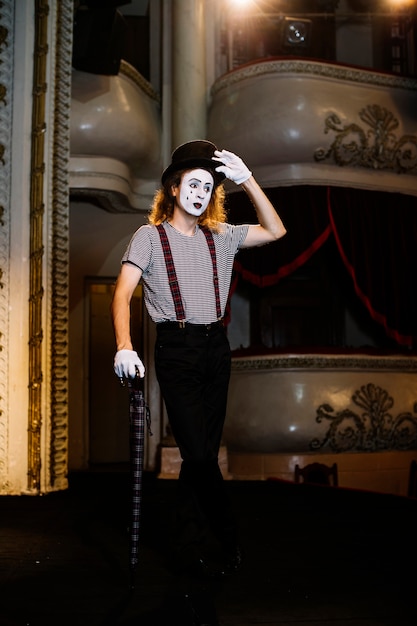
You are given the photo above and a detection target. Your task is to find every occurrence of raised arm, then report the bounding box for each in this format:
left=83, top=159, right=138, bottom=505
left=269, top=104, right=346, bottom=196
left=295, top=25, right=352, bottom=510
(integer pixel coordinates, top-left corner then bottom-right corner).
left=239, top=175, right=286, bottom=248
left=111, top=262, right=145, bottom=378
left=213, top=149, right=286, bottom=248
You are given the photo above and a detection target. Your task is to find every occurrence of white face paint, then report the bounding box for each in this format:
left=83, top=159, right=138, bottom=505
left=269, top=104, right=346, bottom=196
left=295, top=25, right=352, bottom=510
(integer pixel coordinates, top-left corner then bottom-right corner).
left=177, top=169, right=214, bottom=217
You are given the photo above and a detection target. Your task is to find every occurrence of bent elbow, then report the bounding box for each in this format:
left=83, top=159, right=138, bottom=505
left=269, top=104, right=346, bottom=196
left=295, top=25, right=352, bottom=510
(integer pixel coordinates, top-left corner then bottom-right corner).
left=273, top=225, right=287, bottom=241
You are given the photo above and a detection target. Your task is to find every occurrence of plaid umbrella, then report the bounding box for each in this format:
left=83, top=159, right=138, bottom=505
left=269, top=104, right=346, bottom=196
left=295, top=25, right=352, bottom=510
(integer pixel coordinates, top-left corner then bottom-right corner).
left=127, top=374, right=152, bottom=589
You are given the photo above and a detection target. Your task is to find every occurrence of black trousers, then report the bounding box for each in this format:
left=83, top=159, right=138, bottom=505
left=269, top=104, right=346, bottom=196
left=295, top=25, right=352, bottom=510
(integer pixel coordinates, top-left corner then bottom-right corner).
left=155, top=321, right=237, bottom=556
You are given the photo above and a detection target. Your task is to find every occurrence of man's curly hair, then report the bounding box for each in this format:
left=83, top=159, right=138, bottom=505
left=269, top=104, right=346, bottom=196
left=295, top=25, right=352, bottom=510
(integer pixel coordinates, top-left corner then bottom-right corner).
left=148, top=169, right=226, bottom=232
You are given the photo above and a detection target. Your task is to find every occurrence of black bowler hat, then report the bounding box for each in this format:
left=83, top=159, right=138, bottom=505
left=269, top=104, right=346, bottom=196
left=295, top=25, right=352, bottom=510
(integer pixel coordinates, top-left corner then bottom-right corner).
left=161, top=140, right=226, bottom=187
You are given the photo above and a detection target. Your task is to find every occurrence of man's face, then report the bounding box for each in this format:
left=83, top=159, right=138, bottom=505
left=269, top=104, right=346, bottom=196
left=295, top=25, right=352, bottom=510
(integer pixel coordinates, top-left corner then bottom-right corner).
left=176, top=169, right=214, bottom=217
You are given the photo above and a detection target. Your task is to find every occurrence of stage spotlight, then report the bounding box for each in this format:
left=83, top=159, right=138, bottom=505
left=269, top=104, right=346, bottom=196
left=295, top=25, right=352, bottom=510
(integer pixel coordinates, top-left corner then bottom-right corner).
left=283, top=17, right=312, bottom=48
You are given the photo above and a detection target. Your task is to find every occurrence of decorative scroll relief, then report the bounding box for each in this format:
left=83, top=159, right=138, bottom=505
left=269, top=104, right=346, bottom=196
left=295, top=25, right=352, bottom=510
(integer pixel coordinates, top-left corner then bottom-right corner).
left=0, top=0, right=13, bottom=488
left=311, top=383, right=417, bottom=453
left=315, top=105, right=417, bottom=174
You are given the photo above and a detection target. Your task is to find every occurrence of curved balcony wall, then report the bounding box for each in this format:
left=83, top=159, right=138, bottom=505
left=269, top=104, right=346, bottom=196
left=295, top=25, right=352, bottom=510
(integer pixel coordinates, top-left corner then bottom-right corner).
left=70, top=61, right=162, bottom=212
left=208, top=59, right=417, bottom=196
left=224, top=354, right=417, bottom=495
left=209, top=60, right=417, bottom=493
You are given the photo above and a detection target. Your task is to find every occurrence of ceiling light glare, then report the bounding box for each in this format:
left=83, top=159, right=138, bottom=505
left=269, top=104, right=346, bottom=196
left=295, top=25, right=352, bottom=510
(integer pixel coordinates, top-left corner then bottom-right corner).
left=228, top=0, right=256, bottom=9
left=386, top=0, right=416, bottom=10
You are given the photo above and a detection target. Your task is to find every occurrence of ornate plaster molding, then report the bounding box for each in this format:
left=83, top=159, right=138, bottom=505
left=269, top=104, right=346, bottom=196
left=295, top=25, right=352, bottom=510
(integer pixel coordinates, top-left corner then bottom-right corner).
left=231, top=354, right=417, bottom=372
left=211, top=59, right=417, bottom=97
left=49, top=0, right=72, bottom=491
left=119, top=59, right=160, bottom=102
left=27, top=0, right=72, bottom=494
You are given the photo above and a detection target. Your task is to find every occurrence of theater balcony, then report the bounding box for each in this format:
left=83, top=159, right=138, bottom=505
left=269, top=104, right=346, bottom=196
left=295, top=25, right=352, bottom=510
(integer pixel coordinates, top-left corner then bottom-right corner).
left=205, top=0, right=417, bottom=493
left=70, top=61, right=162, bottom=212
left=208, top=57, right=417, bottom=197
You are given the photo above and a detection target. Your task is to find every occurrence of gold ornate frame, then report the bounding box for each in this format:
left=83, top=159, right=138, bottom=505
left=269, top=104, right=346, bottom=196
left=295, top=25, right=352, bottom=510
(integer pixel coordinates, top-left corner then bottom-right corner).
left=27, top=0, right=72, bottom=492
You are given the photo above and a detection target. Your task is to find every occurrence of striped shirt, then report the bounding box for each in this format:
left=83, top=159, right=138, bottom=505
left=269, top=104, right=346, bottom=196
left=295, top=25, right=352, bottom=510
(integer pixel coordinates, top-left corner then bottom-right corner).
left=122, top=221, right=249, bottom=324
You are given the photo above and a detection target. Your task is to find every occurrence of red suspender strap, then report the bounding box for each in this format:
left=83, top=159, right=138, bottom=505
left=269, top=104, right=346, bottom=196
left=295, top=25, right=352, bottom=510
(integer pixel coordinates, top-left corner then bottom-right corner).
left=156, top=223, right=222, bottom=322
left=156, top=224, right=186, bottom=322
left=199, top=226, right=222, bottom=321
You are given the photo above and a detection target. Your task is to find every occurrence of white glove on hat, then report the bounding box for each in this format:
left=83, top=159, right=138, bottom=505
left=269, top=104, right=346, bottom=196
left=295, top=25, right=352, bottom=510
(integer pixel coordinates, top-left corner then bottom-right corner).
left=114, top=349, right=145, bottom=379
left=212, top=149, right=252, bottom=185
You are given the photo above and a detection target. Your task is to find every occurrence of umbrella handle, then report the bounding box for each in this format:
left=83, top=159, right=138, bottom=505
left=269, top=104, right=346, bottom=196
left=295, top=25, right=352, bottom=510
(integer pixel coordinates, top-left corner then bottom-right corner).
left=128, top=379, right=152, bottom=435
left=120, top=371, right=144, bottom=391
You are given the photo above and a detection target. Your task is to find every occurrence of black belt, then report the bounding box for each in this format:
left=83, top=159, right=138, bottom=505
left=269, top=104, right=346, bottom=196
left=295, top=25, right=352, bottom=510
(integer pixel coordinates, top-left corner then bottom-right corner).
left=157, top=320, right=224, bottom=332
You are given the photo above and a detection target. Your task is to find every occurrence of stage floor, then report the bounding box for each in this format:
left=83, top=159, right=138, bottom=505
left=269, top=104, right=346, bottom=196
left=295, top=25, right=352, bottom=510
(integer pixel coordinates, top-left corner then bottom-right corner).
left=1, top=472, right=416, bottom=625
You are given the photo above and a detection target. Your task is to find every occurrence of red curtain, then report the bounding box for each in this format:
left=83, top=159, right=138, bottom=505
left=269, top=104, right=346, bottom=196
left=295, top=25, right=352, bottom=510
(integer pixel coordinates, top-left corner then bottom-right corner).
left=226, top=186, right=417, bottom=348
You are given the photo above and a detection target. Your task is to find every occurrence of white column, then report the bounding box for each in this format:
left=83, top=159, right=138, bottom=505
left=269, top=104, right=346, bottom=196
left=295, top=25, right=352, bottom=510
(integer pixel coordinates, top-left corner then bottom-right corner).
left=171, top=0, right=207, bottom=149
left=1, top=0, right=34, bottom=495
left=0, top=0, right=72, bottom=494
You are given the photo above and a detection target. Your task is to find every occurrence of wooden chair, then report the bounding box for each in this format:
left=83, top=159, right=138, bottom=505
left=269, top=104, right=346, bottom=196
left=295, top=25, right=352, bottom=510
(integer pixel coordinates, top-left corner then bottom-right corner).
left=407, top=459, right=417, bottom=497
left=294, top=462, right=338, bottom=487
